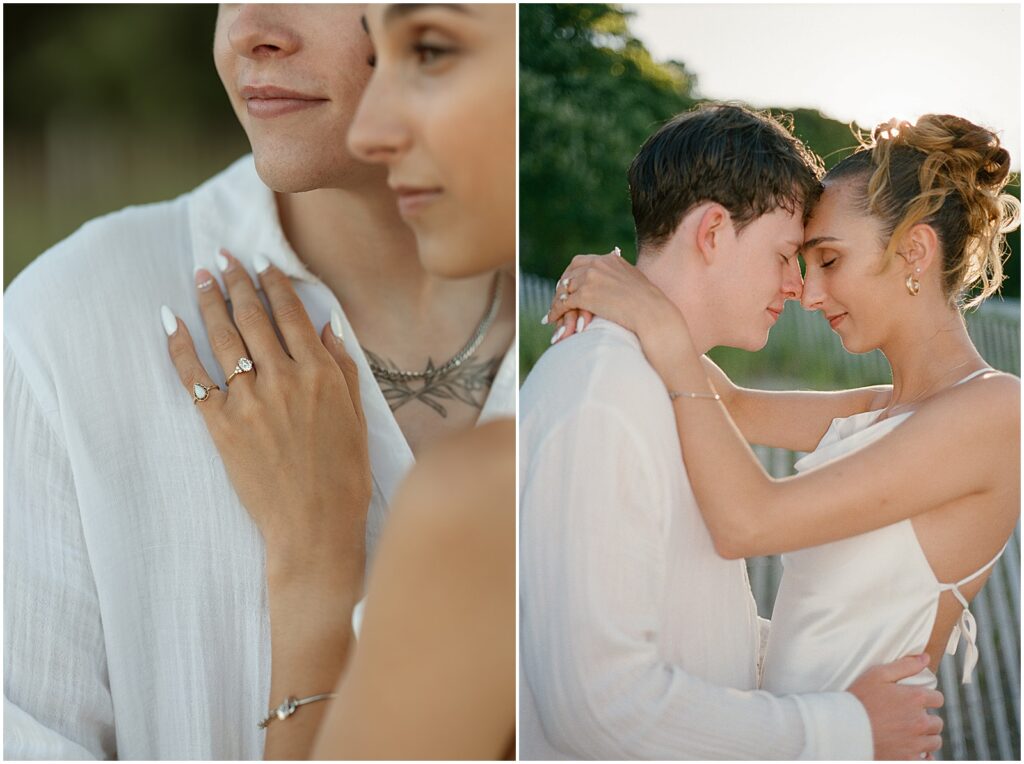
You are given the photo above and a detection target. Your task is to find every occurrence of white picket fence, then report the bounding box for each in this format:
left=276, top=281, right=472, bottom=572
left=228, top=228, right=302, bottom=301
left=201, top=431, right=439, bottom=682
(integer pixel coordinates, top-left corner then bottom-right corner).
left=521, top=272, right=1022, bottom=760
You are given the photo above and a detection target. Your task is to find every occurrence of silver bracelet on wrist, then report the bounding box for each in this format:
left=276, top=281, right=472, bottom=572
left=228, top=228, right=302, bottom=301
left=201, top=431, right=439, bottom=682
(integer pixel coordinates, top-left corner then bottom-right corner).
left=258, top=693, right=337, bottom=729
left=668, top=390, right=721, bottom=401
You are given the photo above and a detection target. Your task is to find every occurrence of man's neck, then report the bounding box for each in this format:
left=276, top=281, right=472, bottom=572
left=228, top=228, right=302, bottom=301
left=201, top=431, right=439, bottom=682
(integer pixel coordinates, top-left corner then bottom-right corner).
left=275, top=184, right=499, bottom=336
left=276, top=183, right=423, bottom=304
left=273, top=181, right=514, bottom=457
left=636, top=252, right=716, bottom=355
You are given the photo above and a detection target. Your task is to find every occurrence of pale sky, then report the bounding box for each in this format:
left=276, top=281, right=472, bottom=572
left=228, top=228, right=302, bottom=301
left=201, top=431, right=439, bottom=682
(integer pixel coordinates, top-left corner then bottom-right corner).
left=627, top=4, right=1021, bottom=170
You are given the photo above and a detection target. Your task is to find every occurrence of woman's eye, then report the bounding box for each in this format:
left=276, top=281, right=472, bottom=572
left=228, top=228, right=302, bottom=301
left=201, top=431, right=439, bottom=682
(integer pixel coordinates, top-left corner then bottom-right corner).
left=413, top=43, right=453, bottom=65
left=821, top=258, right=837, bottom=268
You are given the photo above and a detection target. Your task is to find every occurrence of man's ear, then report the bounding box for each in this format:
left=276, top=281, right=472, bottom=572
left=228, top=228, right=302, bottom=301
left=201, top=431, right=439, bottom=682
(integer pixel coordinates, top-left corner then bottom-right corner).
left=695, top=203, right=730, bottom=266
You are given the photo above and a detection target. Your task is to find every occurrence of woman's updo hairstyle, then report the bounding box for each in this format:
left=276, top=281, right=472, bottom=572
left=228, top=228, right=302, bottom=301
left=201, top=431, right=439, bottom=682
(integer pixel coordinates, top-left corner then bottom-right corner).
left=824, top=114, right=1020, bottom=309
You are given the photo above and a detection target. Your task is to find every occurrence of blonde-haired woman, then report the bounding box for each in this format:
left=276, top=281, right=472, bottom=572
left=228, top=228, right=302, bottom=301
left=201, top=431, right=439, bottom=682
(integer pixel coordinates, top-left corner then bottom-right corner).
left=546, top=114, right=1020, bottom=706
left=164, top=4, right=514, bottom=759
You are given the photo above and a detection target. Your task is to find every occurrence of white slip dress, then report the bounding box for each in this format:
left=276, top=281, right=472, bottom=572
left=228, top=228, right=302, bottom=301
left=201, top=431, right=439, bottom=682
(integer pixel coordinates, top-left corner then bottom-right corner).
left=760, top=368, right=1005, bottom=694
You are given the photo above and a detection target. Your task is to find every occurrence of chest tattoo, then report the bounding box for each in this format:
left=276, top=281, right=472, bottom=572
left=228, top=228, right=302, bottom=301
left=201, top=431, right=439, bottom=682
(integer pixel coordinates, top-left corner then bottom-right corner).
left=364, top=349, right=501, bottom=417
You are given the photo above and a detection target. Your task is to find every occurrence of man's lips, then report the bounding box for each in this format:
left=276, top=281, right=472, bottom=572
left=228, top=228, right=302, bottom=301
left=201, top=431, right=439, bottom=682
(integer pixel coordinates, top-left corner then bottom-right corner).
left=766, top=307, right=783, bottom=323
left=827, top=312, right=848, bottom=329
left=240, top=85, right=327, bottom=118
left=391, top=184, right=444, bottom=217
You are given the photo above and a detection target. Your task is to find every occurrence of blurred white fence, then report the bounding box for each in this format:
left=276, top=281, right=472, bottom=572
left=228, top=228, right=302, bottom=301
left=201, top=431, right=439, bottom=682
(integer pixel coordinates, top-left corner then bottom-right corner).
left=521, top=272, right=1021, bottom=760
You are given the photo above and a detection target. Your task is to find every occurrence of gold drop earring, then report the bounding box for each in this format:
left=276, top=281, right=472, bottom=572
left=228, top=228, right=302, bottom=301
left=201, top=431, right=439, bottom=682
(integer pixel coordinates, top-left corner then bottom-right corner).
left=906, top=266, right=921, bottom=296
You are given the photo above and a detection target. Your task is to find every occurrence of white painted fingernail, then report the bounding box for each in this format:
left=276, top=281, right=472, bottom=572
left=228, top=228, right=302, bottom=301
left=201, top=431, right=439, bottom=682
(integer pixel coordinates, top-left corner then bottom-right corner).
left=613, top=246, right=621, bottom=257
left=541, top=314, right=549, bottom=325
left=253, top=252, right=271, bottom=274
left=160, top=305, right=178, bottom=336
left=551, top=326, right=566, bottom=344
left=576, top=316, right=585, bottom=333
left=216, top=251, right=230, bottom=272
left=330, top=307, right=344, bottom=341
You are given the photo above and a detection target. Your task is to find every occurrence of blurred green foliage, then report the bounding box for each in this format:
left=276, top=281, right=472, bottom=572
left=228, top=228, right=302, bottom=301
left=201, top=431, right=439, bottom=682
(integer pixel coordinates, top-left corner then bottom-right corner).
left=4, top=4, right=250, bottom=287
left=519, top=3, right=1020, bottom=300
left=4, top=4, right=232, bottom=134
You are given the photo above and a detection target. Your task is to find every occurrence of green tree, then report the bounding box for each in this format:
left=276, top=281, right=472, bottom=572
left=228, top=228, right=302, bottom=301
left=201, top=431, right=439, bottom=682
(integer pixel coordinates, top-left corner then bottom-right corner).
left=520, top=4, right=696, bottom=278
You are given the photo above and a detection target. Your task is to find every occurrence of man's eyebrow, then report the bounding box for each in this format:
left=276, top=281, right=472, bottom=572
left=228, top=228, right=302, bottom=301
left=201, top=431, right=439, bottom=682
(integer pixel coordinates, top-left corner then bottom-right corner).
left=383, top=3, right=469, bottom=25
left=800, top=236, right=841, bottom=252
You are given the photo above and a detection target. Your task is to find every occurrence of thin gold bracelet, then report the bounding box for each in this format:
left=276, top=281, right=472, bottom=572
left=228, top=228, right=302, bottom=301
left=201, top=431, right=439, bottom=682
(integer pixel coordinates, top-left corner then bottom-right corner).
left=668, top=390, right=721, bottom=401
left=258, top=693, right=337, bottom=729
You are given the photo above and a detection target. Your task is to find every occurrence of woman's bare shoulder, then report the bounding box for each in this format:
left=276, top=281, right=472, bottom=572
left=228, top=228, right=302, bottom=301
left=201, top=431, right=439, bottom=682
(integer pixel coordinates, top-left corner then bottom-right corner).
left=423, top=417, right=515, bottom=460
left=940, top=370, right=1019, bottom=422
left=413, top=418, right=514, bottom=488
left=391, top=418, right=515, bottom=539
left=923, top=370, right=1020, bottom=469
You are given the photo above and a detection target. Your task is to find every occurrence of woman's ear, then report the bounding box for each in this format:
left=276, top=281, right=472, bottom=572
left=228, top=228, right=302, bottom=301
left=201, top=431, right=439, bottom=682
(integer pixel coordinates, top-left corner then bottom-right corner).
left=898, top=223, right=940, bottom=276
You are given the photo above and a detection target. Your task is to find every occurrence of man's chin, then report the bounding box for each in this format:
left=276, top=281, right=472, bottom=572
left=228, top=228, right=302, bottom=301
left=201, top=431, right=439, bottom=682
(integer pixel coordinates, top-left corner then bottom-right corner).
left=719, top=334, right=769, bottom=353
left=250, top=144, right=380, bottom=193
left=252, top=152, right=327, bottom=193
left=741, top=330, right=771, bottom=352
left=252, top=153, right=335, bottom=191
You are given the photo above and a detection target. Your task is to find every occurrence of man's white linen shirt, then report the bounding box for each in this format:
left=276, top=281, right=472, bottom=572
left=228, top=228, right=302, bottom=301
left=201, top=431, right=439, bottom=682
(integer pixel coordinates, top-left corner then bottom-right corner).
left=3, top=155, right=515, bottom=760
left=518, top=319, right=873, bottom=760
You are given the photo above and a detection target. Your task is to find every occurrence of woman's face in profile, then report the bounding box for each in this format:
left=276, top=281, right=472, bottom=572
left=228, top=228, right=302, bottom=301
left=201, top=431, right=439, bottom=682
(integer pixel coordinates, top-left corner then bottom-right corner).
left=801, top=180, right=910, bottom=353
left=350, top=3, right=515, bottom=278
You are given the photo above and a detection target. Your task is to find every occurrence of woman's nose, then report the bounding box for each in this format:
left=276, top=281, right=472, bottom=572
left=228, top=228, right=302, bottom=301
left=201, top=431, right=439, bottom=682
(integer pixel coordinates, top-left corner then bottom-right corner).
left=228, top=5, right=301, bottom=60
left=800, top=268, right=826, bottom=311
left=348, top=72, right=410, bottom=165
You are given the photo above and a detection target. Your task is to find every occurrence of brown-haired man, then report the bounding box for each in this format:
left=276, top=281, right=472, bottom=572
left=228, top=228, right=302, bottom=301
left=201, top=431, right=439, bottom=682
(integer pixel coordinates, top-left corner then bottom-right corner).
left=519, top=104, right=942, bottom=760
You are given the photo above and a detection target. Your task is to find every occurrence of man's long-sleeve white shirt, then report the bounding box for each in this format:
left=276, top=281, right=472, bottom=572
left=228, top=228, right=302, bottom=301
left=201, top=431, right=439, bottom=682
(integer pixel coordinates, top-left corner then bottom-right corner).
left=3, top=155, right=515, bottom=760
left=518, top=319, right=872, bottom=760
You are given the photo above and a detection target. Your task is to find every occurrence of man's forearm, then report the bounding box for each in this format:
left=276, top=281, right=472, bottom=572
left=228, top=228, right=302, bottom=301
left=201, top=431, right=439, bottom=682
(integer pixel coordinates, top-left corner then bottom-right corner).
left=527, top=652, right=812, bottom=760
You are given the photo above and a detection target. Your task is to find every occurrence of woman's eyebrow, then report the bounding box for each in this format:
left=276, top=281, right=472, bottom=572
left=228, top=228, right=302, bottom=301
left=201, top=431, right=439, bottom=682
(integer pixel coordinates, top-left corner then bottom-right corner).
left=383, top=3, right=468, bottom=26
left=801, top=235, right=841, bottom=252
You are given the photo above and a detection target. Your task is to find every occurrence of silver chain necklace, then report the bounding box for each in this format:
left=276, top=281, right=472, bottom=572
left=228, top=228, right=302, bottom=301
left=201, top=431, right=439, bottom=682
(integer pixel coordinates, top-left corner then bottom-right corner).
left=365, top=272, right=503, bottom=382
left=881, top=358, right=979, bottom=418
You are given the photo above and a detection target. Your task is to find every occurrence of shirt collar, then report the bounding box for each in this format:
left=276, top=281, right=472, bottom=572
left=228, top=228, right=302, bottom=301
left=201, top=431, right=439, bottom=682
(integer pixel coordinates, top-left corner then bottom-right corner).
left=187, top=154, right=321, bottom=284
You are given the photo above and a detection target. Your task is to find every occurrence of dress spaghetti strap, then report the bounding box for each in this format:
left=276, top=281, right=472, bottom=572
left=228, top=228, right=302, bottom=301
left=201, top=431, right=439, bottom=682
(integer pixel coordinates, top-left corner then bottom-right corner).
left=951, top=367, right=995, bottom=387
left=936, top=542, right=1007, bottom=684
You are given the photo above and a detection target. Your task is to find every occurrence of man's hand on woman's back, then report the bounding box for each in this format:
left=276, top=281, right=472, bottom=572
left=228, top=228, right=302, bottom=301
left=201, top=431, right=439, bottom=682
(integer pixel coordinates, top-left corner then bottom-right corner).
left=848, top=654, right=944, bottom=760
